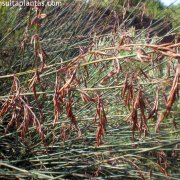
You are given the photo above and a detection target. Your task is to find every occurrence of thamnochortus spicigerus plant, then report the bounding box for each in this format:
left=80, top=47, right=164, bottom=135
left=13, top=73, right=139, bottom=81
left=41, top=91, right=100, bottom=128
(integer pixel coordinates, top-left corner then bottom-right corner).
left=0, top=1, right=180, bottom=179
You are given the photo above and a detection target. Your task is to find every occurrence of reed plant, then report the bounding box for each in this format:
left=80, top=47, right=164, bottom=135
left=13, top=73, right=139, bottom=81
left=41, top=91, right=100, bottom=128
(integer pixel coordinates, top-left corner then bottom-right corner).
left=0, top=1, right=179, bottom=179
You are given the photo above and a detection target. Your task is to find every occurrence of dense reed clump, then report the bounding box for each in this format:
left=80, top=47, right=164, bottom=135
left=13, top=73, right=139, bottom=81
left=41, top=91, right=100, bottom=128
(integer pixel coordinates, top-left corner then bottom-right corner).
left=0, top=1, right=180, bottom=179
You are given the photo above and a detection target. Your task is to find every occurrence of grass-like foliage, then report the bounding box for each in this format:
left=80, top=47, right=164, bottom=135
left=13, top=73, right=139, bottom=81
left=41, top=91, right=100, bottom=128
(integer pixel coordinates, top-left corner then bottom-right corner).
left=0, top=1, right=179, bottom=179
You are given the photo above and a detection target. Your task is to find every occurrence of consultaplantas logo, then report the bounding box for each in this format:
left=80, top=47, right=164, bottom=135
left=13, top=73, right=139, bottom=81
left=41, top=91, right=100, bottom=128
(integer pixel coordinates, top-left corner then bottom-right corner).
left=0, top=0, right=61, bottom=6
